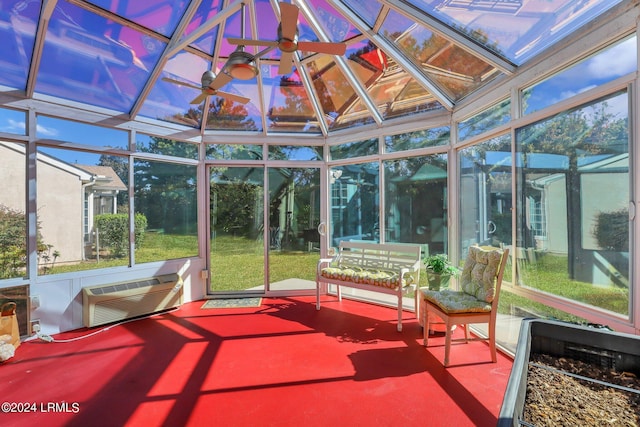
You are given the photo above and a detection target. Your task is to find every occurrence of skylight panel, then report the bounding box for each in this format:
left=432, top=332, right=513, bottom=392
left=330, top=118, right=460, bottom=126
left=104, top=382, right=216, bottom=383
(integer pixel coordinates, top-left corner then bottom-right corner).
left=85, top=0, right=188, bottom=37
left=403, top=0, right=625, bottom=65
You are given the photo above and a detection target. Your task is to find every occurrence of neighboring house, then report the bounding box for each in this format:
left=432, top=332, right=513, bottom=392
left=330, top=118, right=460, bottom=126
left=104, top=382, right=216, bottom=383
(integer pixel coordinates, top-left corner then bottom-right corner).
left=74, top=164, right=127, bottom=253
left=0, top=142, right=126, bottom=264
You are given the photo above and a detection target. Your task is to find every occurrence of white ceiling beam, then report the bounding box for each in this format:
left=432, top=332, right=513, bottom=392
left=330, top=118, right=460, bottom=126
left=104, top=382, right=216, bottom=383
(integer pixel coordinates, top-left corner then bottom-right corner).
left=25, top=0, right=57, bottom=98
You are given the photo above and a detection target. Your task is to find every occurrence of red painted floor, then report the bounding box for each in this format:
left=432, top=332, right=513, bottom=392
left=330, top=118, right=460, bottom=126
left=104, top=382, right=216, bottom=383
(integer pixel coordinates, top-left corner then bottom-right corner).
left=0, top=296, right=513, bottom=426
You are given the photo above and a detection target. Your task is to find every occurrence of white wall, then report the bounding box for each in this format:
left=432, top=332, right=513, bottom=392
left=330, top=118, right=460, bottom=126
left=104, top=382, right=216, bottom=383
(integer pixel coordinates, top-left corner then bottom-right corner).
left=28, top=257, right=206, bottom=336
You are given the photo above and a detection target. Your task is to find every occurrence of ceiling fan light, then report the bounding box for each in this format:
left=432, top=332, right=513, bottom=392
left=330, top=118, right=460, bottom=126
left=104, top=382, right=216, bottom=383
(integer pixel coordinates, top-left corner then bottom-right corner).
left=229, top=62, right=258, bottom=80
left=227, top=50, right=258, bottom=80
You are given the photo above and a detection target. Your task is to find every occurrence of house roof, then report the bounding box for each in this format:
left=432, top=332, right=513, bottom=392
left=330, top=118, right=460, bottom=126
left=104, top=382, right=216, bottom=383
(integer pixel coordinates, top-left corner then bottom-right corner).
left=76, top=165, right=127, bottom=191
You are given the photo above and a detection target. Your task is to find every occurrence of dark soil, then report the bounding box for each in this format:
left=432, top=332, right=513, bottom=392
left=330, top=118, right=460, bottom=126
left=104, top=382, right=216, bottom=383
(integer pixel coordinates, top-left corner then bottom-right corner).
left=524, top=353, right=640, bottom=426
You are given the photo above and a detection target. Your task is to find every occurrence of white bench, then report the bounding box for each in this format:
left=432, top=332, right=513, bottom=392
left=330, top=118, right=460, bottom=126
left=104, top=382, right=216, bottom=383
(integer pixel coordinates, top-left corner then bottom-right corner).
left=316, top=241, right=422, bottom=331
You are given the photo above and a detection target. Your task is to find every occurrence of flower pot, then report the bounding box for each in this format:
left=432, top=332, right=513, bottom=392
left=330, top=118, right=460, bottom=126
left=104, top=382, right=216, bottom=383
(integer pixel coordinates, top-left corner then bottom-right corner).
left=426, top=271, right=451, bottom=291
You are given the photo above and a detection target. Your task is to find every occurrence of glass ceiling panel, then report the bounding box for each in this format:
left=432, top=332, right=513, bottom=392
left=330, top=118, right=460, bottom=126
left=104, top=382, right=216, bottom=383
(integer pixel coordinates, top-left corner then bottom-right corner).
left=344, top=39, right=443, bottom=119
left=309, top=0, right=361, bottom=42
left=262, top=64, right=322, bottom=134
left=205, top=70, right=262, bottom=131
left=36, top=2, right=163, bottom=112
left=404, top=0, right=625, bottom=65
left=139, top=51, right=211, bottom=127
left=342, top=0, right=382, bottom=27
left=380, top=9, right=499, bottom=102
left=307, top=55, right=374, bottom=131
left=86, top=0, right=187, bottom=38
left=184, top=0, right=225, bottom=55
left=0, top=0, right=39, bottom=92
left=0, top=0, right=629, bottom=136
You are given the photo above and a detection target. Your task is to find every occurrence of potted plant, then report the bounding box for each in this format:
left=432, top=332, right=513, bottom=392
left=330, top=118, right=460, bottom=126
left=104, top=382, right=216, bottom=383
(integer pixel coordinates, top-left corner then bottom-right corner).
left=424, top=253, right=459, bottom=291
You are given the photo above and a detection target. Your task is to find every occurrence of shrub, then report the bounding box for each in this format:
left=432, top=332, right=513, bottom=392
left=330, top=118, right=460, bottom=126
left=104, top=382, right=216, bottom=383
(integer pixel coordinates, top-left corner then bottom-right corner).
left=95, top=213, right=147, bottom=258
left=593, top=208, right=628, bottom=251
left=0, top=205, right=56, bottom=278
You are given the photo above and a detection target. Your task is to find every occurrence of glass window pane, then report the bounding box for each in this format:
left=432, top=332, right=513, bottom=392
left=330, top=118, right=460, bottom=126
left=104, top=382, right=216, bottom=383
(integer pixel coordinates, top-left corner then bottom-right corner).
left=385, top=127, right=450, bottom=153
left=0, top=109, right=27, bottom=135
left=136, top=134, right=199, bottom=160
left=515, top=91, right=629, bottom=316
left=0, top=142, right=27, bottom=279
left=458, top=99, right=511, bottom=142
left=384, top=155, right=447, bottom=253
left=206, top=144, right=263, bottom=160
left=134, top=160, right=198, bottom=263
left=267, top=167, right=321, bottom=292
left=210, top=166, right=264, bottom=292
left=329, top=163, right=379, bottom=246
left=459, top=135, right=512, bottom=253
left=523, top=36, right=637, bottom=115
left=37, top=147, right=130, bottom=273
left=330, top=138, right=378, bottom=160
left=267, top=146, right=322, bottom=161
left=37, top=116, right=129, bottom=150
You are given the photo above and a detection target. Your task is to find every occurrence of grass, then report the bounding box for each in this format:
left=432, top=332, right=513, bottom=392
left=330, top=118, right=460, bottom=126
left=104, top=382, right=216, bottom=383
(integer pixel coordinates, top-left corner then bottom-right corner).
left=45, top=233, right=198, bottom=274
left=499, top=252, right=629, bottom=319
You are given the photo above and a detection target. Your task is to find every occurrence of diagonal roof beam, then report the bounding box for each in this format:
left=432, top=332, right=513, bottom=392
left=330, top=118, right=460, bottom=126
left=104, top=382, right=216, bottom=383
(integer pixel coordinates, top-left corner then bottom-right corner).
left=297, top=1, right=383, bottom=126
left=327, top=0, right=454, bottom=110
left=381, top=0, right=516, bottom=74
left=25, top=0, right=57, bottom=98
left=164, top=1, right=244, bottom=59
left=129, top=0, right=207, bottom=120
left=297, top=60, right=330, bottom=136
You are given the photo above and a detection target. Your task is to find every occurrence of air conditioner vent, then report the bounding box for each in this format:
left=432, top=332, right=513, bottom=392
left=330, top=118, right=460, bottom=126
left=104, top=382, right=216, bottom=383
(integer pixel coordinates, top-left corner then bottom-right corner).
left=82, top=273, right=183, bottom=327
left=87, top=278, right=162, bottom=295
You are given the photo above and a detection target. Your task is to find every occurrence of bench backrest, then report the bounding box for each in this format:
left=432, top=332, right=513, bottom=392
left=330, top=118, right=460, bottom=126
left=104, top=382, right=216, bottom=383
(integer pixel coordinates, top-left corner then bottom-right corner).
left=337, top=241, right=422, bottom=272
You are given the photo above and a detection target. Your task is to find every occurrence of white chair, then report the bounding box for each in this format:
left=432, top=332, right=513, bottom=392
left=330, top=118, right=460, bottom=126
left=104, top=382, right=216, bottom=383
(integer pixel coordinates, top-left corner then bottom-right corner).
left=421, top=246, right=509, bottom=367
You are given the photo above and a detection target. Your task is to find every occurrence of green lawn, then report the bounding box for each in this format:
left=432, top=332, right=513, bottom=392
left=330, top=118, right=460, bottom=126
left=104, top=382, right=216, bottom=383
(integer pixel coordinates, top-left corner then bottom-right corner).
left=499, top=253, right=629, bottom=320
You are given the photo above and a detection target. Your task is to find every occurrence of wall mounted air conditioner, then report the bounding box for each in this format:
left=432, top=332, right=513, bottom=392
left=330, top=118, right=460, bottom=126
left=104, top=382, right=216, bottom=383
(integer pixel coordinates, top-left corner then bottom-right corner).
left=82, top=273, right=183, bottom=328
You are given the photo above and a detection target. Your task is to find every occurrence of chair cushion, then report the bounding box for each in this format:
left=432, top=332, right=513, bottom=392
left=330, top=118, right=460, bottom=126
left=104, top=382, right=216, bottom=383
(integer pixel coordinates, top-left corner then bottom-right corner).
left=421, top=289, right=492, bottom=314
left=320, top=266, right=415, bottom=289
left=459, top=246, right=503, bottom=303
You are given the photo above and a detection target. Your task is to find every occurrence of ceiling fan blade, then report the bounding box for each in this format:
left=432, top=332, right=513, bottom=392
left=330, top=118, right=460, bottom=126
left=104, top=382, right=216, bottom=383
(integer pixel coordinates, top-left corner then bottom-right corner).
left=298, top=41, right=346, bottom=56
left=162, top=77, right=202, bottom=91
left=278, top=51, right=294, bottom=75
left=216, top=91, right=250, bottom=104
left=279, top=2, right=299, bottom=41
left=209, top=72, right=233, bottom=90
left=227, top=37, right=279, bottom=48
left=190, top=93, right=208, bottom=105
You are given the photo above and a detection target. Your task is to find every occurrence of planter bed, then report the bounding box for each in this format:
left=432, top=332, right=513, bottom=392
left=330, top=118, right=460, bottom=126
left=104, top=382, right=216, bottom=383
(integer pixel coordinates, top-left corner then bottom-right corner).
left=498, top=319, right=640, bottom=426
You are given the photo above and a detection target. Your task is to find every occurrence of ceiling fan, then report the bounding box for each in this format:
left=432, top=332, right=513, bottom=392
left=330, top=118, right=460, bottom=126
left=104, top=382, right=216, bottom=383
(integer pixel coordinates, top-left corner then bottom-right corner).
left=228, top=2, right=347, bottom=75
left=162, top=70, right=250, bottom=105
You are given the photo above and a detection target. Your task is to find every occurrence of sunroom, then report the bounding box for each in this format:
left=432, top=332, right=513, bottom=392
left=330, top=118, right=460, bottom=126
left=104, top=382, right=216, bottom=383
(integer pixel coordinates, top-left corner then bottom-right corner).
left=0, top=0, right=638, bottom=386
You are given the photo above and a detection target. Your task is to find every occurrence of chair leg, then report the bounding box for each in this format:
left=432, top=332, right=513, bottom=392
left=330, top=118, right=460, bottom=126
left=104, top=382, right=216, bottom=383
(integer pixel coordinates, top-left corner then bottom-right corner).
left=423, top=303, right=430, bottom=346
left=443, top=321, right=453, bottom=367
left=489, top=318, right=497, bottom=362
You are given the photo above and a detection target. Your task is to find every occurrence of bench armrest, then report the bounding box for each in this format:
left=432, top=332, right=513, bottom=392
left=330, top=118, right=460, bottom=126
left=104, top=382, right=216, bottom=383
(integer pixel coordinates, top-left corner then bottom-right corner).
left=316, top=257, right=335, bottom=275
